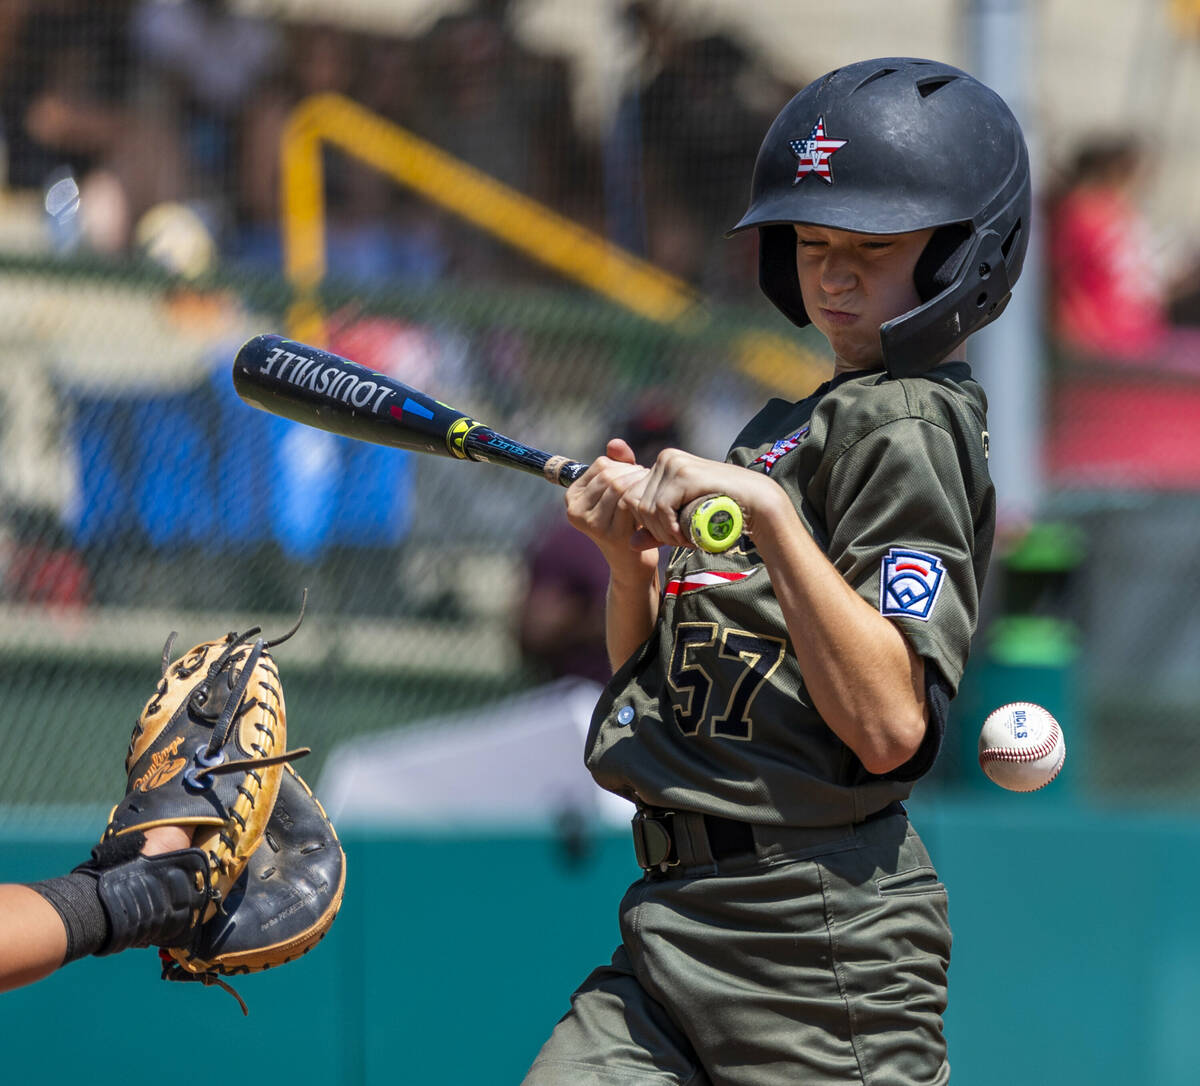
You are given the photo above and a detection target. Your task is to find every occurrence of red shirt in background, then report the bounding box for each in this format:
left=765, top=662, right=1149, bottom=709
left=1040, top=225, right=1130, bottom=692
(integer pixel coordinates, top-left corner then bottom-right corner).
left=1049, top=186, right=1167, bottom=362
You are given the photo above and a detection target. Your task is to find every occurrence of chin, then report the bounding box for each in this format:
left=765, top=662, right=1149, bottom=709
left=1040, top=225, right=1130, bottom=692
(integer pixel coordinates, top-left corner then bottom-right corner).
left=832, top=342, right=884, bottom=371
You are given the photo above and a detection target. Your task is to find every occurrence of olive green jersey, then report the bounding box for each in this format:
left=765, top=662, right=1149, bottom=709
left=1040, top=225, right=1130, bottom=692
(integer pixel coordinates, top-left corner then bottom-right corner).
left=584, top=362, right=995, bottom=827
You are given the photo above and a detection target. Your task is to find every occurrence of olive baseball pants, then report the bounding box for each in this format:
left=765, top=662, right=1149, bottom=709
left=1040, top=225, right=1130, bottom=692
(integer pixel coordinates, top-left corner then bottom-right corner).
left=522, top=808, right=951, bottom=1085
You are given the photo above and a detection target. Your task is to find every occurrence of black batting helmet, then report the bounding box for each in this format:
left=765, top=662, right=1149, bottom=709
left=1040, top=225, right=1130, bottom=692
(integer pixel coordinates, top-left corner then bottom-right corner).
left=729, top=57, right=1031, bottom=377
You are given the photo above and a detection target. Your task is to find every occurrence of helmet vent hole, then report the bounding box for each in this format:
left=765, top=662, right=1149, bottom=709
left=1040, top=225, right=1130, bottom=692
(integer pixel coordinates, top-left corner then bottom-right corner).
left=975, top=292, right=989, bottom=308
left=917, top=76, right=958, bottom=98
left=854, top=68, right=897, bottom=93
left=1001, top=219, right=1023, bottom=258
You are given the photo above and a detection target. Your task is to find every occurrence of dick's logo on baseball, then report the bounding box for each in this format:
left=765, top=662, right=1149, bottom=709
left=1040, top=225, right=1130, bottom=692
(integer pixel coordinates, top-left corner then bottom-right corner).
left=1011, top=709, right=1028, bottom=739
left=879, top=548, right=945, bottom=621
left=259, top=346, right=395, bottom=413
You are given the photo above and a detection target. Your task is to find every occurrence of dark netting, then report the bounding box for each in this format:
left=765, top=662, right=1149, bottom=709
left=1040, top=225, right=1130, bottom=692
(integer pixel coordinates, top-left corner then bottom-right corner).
left=1, top=2, right=1199, bottom=818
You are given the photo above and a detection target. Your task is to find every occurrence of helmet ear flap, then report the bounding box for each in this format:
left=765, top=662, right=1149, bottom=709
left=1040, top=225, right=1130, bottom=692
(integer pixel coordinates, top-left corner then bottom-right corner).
left=759, top=225, right=810, bottom=328
left=913, top=223, right=973, bottom=303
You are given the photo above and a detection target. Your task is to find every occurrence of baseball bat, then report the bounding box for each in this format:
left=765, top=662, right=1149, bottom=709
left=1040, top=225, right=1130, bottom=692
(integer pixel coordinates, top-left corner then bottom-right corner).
left=231, top=334, right=744, bottom=553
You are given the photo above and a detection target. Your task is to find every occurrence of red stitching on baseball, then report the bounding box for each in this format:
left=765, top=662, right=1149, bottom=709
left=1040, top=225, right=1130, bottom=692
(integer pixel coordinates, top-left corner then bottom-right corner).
left=979, top=718, right=1063, bottom=764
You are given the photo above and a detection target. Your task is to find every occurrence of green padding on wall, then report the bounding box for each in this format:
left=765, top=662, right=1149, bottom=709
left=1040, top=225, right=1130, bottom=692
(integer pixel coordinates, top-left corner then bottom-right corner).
left=0, top=829, right=634, bottom=1084
left=914, top=798, right=1200, bottom=1086
left=988, top=615, right=1079, bottom=669
left=3, top=803, right=1200, bottom=1085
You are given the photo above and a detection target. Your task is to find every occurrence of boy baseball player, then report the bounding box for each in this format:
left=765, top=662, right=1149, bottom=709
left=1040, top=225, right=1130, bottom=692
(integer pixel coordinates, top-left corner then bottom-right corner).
left=524, top=56, right=1031, bottom=1085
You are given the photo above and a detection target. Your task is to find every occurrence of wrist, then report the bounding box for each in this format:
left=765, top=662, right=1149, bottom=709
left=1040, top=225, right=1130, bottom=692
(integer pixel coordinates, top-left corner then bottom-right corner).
left=27, top=870, right=109, bottom=964
left=605, top=547, right=660, bottom=589
left=744, top=482, right=800, bottom=551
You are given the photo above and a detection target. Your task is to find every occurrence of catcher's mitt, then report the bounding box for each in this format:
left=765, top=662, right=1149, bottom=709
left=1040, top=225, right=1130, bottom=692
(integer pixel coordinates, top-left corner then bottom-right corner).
left=104, top=621, right=309, bottom=938
left=161, top=761, right=346, bottom=1012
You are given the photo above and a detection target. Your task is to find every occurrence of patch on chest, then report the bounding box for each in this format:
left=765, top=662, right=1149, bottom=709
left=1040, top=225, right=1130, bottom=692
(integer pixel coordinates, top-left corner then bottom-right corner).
left=752, top=426, right=810, bottom=474
left=664, top=567, right=761, bottom=597
left=879, top=548, right=946, bottom=621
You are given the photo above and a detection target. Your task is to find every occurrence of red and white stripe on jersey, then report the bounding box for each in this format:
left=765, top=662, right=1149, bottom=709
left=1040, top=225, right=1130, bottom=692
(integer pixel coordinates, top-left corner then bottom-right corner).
left=788, top=116, right=849, bottom=184
left=752, top=425, right=809, bottom=474
left=664, top=568, right=759, bottom=597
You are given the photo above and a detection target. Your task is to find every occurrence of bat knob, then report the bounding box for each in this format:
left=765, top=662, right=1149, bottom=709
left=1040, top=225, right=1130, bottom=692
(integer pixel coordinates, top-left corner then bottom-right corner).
left=685, top=495, right=744, bottom=554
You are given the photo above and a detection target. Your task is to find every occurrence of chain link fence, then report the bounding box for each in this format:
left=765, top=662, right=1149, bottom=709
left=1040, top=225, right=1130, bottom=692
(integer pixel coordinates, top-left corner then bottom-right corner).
left=1, top=2, right=1199, bottom=819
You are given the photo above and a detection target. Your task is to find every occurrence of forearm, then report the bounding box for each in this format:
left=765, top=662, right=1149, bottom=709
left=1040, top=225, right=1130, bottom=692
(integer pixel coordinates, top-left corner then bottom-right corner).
left=0, top=826, right=194, bottom=993
left=605, top=565, right=660, bottom=672
left=563, top=440, right=663, bottom=673
left=0, top=884, right=68, bottom=992
left=751, top=500, right=927, bottom=774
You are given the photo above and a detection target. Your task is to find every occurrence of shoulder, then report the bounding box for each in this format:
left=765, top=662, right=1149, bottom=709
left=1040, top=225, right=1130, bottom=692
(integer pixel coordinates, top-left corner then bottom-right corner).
left=817, top=363, right=987, bottom=456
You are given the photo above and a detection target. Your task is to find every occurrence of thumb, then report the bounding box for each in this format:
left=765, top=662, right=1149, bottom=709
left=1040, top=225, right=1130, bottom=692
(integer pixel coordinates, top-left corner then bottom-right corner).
left=606, top=437, right=637, bottom=465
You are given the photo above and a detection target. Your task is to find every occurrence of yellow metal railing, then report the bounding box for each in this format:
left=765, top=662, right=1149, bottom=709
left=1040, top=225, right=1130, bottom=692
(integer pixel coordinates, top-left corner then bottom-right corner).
left=279, top=92, right=828, bottom=395
left=1170, top=0, right=1200, bottom=32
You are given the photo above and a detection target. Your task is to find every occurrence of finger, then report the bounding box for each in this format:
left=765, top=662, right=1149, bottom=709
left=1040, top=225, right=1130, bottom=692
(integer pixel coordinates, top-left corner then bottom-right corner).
left=573, top=453, right=620, bottom=488
left=615, top=476, right=666, bottom=544
left=590, top=479, right=635, bottom=534
left=141, top=825, right=194, bottom=856
left=636, top=457, right=687, bottom=547
left=613, top=466, right=652, bottom=505
left=569, top=467, right=644, bottom=540
left=606, top=437, right=637, bottom=465
left=568, top=458, right=642, bottom=511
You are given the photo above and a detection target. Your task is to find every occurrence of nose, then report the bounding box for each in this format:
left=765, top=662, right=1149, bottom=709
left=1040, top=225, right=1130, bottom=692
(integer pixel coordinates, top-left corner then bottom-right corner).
left=819, top=250, right=858, bottom=295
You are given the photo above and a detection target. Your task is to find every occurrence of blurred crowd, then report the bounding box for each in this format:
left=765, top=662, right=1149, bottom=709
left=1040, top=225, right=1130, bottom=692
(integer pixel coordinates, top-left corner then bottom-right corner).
left=1042, top=132, right=1200, bottom=489
left=0, top=0, right=794, bottom=302
left=1045, top=133, right=1200, bottom=369
left=3, top=1, right=1200, bottom=341
left=5, top=0, right=1200, bottom=606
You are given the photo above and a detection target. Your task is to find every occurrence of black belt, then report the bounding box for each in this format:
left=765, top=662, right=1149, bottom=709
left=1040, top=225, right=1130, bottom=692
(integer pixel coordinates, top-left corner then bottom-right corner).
left=631, top=801, right=906, bottom=874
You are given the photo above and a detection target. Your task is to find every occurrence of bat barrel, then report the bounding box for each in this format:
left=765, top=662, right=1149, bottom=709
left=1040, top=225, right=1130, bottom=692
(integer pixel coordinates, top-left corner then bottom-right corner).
left=232, top=333, right=469, bottom=458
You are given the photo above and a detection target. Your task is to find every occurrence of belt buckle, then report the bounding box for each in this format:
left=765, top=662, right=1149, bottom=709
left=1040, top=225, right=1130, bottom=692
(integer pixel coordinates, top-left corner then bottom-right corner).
left=632, top=809, right=679, bottom=872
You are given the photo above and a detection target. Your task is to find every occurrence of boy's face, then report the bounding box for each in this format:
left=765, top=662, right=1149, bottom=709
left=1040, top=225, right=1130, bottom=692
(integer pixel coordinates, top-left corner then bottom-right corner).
left=794, top=224, right=943, bottom=371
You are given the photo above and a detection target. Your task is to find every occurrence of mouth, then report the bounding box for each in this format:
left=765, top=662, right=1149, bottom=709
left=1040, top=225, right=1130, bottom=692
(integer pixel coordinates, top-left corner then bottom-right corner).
left=819, top=307, right=859, bottom=326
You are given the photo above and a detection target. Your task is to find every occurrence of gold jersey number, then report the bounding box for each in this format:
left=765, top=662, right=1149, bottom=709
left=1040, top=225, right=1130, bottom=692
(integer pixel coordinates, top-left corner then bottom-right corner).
left=668, top=623, right=787, bottom=741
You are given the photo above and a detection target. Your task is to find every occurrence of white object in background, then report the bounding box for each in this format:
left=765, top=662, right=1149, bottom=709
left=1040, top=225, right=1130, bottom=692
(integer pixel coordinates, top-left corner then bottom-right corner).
left=317, top=677, right=635, bottom=828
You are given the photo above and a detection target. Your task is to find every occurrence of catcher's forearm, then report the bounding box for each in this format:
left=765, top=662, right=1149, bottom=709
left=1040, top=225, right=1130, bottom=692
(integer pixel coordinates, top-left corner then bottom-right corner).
left=23, top=832, right=211, bottom=971
left=26, top=871, right=109, bottom=964
left=3, top=826, right=205, bottom=993
left=0, top=884, right=69, bottom=992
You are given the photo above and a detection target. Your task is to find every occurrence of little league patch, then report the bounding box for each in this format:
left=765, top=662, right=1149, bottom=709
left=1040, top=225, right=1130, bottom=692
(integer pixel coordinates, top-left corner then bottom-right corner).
left=879, top=548, right=945, bottom=620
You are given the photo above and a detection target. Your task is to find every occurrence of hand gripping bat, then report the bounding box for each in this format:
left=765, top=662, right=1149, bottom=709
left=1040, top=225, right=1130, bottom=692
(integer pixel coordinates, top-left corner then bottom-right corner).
left=231, top=334, right=744, bottom=554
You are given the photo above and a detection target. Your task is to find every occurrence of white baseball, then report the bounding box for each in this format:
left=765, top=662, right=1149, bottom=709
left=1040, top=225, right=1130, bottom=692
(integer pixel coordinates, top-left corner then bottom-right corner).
left=978, top=702, right=1066, bottom=792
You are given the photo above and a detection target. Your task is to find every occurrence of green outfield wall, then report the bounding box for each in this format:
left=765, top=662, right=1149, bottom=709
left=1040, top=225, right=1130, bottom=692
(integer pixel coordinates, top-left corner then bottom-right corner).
left=1, top=798, right=1194, bottom=1085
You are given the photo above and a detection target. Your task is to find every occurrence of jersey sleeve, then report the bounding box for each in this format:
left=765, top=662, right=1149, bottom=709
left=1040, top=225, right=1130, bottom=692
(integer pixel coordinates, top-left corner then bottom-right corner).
left=821, top=412, right=984, bottom=692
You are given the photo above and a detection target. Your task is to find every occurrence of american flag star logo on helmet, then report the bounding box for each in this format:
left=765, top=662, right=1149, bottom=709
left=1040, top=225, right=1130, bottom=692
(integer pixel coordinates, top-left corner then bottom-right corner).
left=789, top=116, right=848, bottom=184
